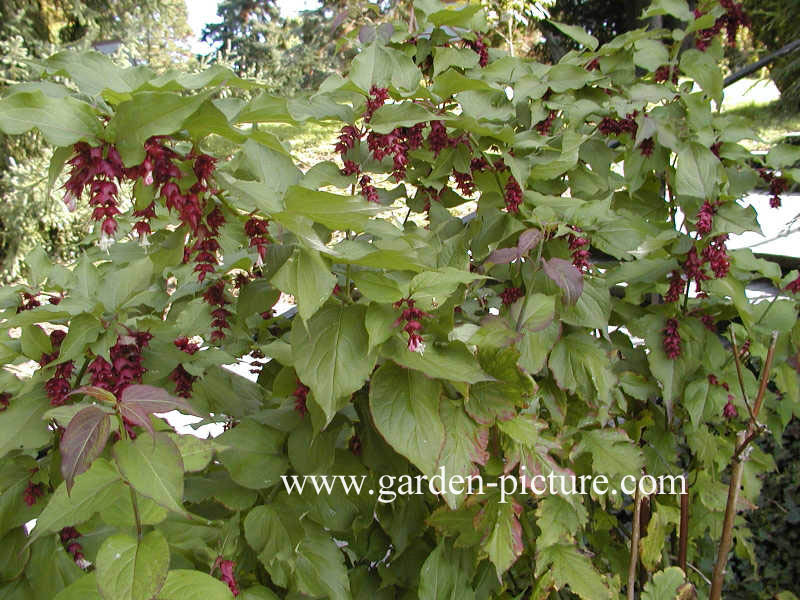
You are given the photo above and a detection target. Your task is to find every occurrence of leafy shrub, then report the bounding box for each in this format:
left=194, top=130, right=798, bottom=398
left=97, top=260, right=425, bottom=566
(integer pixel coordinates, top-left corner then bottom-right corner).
left=0, top=1, right=799, bottom=598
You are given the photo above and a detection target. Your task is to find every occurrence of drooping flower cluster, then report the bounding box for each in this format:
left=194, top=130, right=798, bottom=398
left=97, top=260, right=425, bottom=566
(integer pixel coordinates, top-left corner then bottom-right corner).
left=638, top=137, right=655, bottom=157
left=365, top=85, right=390, bottom=122
left=16, top=291, right=40, bottom=313
left=428, top=120, right=467, bottom=156
left=41, top=330, right=75, bottom=406
left=500, top=286, right=524, bottom=306
left=244, top=216, right=270, bottom=265
left=663, top=318, right=682, bottom=359
left=786, top=275, right=800, bottom=294
left=169, top=336, right=200, bottom=398
left=293, top=379, right=309, bottom=417
left=0, top=392, right=9, bottom=411
left=695, top=200, right=717, bottom=236
left=63, top=142, right=125, bottom=248
left=598, top=112, right=638, bottom=137
left=758, top=168, right=789, bottom=208
left=702, top=235, right=730, bottom=279
left=367, top=124, right=424, bottom=181
left=88, top=331, right=152, bottom=397
left=60, top=527, right=88, bottom=569
left=453, top=170, right=475, bottom=196
left=213, top=557, right=240, bottom=597
left=568, top=228, right=591, bottom=271
left=694, top=1, right=750, bottom=51
left=23, top=477, right=45, bottom=506
left=504, top=176, right=523, bottom=213
left=202, top=280, right=231, bottom=343
left=393, top=298, right=431, bottom=353
left=466, top=35, right=489, bottom=67
left=665, top=270, right=685, bottom=303
left=654, top=65, right=678, bottom=84
left=585, top=58, right=600, bottom=71
left=534, top=110, right=558, bottom=136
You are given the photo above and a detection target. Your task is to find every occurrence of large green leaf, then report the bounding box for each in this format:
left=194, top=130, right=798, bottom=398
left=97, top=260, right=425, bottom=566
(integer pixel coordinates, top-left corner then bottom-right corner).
left=108, top=92, right=207, bottom=165
left=30, top=459, right=125, bottom=543
left=574, top=429, right=644, bottom=478
left=418, top=541, right=476, bottom=600
left=382, top=336, right=492, bottom=384
left=217, top=419, right=288, bottom=489
left=437, top=400, right=488, bottom=509
left=548, top=332, right=615, bottom=407
left=676, top=142, right=719, bottom=199
left=96, top=531, right=170, bottom=600
left=280, top=186, right=383, bottom=231
left=0, top=90, right=100, bottom=146
left=535, top=543, right=612, bottom=600
left=369, top=362, right=445, bottom=477
left=157, top=570, right=233, bottom=600
left=0, top=392, right=51, bottom=459
left=291, top=304, right=376, bottom=424
left=271, top=248, right=336, bottom=321
left=113, top=433, right=185, bottom=515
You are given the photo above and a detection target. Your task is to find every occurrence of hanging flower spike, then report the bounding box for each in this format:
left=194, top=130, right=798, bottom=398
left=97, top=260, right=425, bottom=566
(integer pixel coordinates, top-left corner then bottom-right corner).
left=663, top=318, right=682, bottom=359
left=293, top=379, right=309, bottom=416
left=723, top=395, right=738, bottom=419
left=500, top=286, right=524, bottom=306
left=695, top=200, right=717, bottom=237
left=504, top=176, right=523, bottom=213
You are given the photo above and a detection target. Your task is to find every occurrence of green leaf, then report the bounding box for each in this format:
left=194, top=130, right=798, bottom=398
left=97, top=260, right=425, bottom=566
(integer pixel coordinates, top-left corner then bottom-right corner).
left=369, top=362, right=445, bottom=476
left=271, top=248, right=335, bottom=321
left=535, top=543, right=612, bottom=600
left=641, top=567, right=686, bottom=600
left=108, top=92, right=207, bottom=166
left=680, top=50, right=723, bottom=104
left=370, top=103, right=440, bottom=134
left=574, top=429, right=644, bottom=478
left=98, top=258, right=154, bottom=311
left=59, top=405, right=113, bottom=493
left=96, top=531, right=170, bottom=600
left=59, top=314, right=104, bottom=363
left=30, top=459, right=125, bottom=543
left=54, top=573, right=101, bottom=600
left=217, top=419, right=288, bottom=489
left=410, top=267, right=485, bottom=306
left=0, top=392, right=51, bottom=459
left=549, top=332, right=615, bottom=406
left=157, top=570, right=233, bottom=600
left=0, top=90, right=100, bottom=146
left=42, top=50, right=138, bottom=97
left=351, top=271, right=406, bottom=304
left=113, top=433, right=186, bottom=515
left=382, top=336, right=493, bottom=384
left=432, top=47, right=480, bottom=76
left=21, top=324, right=51, bottom=361
left=291, top=305, right=376, bottom=424
left=643, top=0, right=692, bottom=20
left=166, top=433, right=214, bottom=473
left=560, top=276, right=611, bottom=330
left=419, top=541, right=476, bottom=600
left=437, top=400, right=488, bottom=508
left=634, top=39, right=670, bottom=72
left=280, top=186, right=383, bottom=231
left=676, top=142, right=719, bottom=199
left=349, top=43, right=421, bottom=93
left=547, top=21, right=599, bottom=51
left=479, top=497, right=524, bottom=577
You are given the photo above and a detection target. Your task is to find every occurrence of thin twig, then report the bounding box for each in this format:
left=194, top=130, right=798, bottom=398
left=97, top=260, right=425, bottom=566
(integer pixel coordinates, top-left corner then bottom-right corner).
left=628, top=487, right=643, bottom=600
left=678, top=490, right=689, bottom=574
left=709, top=331, right=779, bottom=600
left=730, top=331, right=755, bottom=423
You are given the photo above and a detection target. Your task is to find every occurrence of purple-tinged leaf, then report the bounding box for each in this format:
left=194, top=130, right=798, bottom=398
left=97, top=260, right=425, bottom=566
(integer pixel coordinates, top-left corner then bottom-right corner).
left=60, top=405, right=113, bottom=494
left=542, top=257, right=584, bottom=305
left=517, top=228, right=542, bottom=255
left=118, top=385, right=199, bottom=438
left=487, top=247, right=521, bottom=264
left=69, top=385, right=116, bottom=405
left=487, top=229, right=542, bottom=264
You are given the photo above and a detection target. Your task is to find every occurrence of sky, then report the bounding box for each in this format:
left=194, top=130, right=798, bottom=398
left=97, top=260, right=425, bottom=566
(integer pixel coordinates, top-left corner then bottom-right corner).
left=185, top=0, right=321, bottom=54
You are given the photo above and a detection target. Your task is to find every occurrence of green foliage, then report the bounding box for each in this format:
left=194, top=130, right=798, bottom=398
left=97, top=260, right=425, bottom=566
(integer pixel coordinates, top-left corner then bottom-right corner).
left=0, top=0, right=799, bottom=598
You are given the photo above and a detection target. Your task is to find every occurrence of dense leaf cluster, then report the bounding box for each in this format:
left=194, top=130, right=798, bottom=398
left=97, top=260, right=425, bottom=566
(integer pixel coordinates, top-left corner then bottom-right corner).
left=0, top=0, right=799, bottom=598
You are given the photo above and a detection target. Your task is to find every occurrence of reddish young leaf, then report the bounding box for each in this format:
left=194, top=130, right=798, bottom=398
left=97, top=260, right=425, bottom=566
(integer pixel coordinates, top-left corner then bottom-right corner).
left=118, top=385, right=199, bottom=438
left=60, top=405, right=113, bottom=494
left=516, top=228, right=542, bottom=255
left=542, top=257, right=584, bottom=305
left=68, top=385, right=117, bottom=405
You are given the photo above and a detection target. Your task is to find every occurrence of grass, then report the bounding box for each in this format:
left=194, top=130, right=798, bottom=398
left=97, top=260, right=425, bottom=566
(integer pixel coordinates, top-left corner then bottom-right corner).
left=721, top=100, right=800, bottom=150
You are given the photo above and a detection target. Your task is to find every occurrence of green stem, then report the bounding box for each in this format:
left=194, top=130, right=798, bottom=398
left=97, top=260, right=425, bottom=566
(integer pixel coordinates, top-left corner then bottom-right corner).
left=130, top=486, right=143, bottom=541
